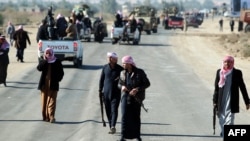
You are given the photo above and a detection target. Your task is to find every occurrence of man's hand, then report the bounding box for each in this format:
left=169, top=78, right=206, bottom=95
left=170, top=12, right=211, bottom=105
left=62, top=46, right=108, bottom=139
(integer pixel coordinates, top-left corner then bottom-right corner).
left=129, top=88, right=138, bottom=96
left=121, top=86, right=128, bottom=92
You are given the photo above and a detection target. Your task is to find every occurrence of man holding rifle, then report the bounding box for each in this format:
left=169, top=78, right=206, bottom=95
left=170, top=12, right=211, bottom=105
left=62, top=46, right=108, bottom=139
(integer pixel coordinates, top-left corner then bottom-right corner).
left=118, top=55, right=150, bottom=141
left=99, top=52, right=123, bottom=134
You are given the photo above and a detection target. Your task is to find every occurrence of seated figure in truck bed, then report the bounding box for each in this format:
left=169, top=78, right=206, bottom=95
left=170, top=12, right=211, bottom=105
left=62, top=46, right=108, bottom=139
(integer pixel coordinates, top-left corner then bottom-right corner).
left=63, top=19, right=77, bottom=40
left=114, top=11, right=123, bottom=27
left=122, top=16, right=137, bottom=38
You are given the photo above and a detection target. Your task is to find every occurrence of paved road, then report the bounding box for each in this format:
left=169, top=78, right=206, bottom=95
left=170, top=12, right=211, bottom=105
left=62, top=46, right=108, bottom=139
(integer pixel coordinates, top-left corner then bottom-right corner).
left=0, top=26, right=248, bottom=141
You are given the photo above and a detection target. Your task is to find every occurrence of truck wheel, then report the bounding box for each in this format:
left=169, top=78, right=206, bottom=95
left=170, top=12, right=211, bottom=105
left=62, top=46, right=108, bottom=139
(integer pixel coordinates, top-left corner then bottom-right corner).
left=133, top=40, right=138, bottom=45
left=112, top=39, right=118, bottom=44
left=152, top=29, right=157, bottom=33
left=146, top=30, right=151, bottom=35
left=245, top=24, right=250, bottom=33
left=74, top=58, right=82, bottom=68
left=127, top=40, right=131, bottom=45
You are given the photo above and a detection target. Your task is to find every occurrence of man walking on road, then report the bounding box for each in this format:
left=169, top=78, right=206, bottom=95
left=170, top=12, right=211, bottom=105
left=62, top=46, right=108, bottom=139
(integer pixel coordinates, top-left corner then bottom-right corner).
left=229, top=19, right=234, bottom=32
left=6, top=21, right=15, bottom=46
left=99, top=52, right=123, bottom=134
left=13, top=25, right=31, bottom=62
left=213, top=55, right=250, bottom=137
left=118, top=55, right=150, bottom=141
left=37, top=48, right=64, bottom=123
left=219, top=18, right=223, bottom=32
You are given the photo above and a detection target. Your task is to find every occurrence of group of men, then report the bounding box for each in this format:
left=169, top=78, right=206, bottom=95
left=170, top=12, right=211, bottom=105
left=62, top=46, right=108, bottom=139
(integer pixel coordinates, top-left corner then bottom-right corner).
left=99, top=52, right=150, bottom=141
left=114, top=11, right=143, bottom=40
left=36, top=6, right=100, bottom=42
left=219, top=18, right=244, bottom=32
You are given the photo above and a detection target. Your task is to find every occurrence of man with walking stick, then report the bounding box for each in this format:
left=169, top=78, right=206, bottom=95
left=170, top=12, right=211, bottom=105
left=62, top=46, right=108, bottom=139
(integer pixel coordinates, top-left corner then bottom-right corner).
left=99, top=52, right=123, bottom=134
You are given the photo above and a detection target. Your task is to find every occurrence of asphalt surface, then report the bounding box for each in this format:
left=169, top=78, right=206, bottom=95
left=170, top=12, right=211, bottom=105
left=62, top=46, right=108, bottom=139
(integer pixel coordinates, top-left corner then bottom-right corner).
left=0, top=23, right=249, bottom=141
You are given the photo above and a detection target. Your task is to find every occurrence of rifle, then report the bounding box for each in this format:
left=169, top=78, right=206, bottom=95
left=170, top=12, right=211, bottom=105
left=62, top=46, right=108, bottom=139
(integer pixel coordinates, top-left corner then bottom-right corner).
left=126, top=85, right=148, bottom=112
left=213, top=105, right=217, bottom=135
left=134, top=95, right=148, bottom=112
left=99, top=92, right=106, bottom=127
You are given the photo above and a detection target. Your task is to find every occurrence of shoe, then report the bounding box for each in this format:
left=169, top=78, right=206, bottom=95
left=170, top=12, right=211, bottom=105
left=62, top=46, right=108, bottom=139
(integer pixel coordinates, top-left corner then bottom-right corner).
left=42, top=118, right=49, bottom=122
left=3, top=82, right=6, bottom=87
left=21, top=60, right=24, bottom=63
left=118, top=138, right=125, bottom=141
left=220, top=132, right=223, bottom=137
left=136, top=137, right=142, bottom=141
left=17, top=58, right=19, bottom=62
left=108, top=127, right=116, bottom=134
left=50, top=118, right=55, bottom=123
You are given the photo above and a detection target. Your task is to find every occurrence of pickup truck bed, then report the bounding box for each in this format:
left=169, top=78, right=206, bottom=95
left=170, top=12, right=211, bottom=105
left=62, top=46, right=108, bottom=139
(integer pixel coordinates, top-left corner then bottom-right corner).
left=38, top=40, right=83, bottom=68
left=111, top=25, right=140, bottom=45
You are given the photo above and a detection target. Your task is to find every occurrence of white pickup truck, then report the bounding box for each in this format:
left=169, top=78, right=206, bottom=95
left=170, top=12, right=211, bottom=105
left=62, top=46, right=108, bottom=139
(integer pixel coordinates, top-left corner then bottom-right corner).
left=110, top=25, right=140, bottom=45
left=37, top=40, right=83, bottom=68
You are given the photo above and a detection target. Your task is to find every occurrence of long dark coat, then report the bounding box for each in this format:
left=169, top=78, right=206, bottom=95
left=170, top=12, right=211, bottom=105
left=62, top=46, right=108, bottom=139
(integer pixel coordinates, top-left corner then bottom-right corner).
left=13, top=29, right=31, bottom=49
left=118, top=66, right=150, bottom=139
left=0, top=41, right=10, bottom=84
left=99, top=63, right=123, bottom=128
left=99, top=63, right=123, bottom=99
left=37, top=59, right=64, bottom=91
left=213, top=68, right=250, bottom=113
left=36, top=24, right=48, bottom=42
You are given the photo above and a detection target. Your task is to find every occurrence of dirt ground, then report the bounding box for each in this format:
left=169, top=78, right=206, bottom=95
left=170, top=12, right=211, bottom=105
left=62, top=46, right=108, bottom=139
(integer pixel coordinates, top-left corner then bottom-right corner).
left=167, top=15, right=250, bottom=93
left=4, top=16, right=250, bottom=93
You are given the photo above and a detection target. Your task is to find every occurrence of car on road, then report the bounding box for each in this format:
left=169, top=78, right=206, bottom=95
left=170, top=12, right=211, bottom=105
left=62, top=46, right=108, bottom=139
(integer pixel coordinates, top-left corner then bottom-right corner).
left=165, top=16, right=184, bottom=30
left=186, top=15, right=203, bottom=28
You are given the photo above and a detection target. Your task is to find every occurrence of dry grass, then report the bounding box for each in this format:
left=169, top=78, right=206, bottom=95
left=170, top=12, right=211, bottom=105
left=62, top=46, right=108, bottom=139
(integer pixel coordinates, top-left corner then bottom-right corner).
left=216, top=32, right=250, bottom=58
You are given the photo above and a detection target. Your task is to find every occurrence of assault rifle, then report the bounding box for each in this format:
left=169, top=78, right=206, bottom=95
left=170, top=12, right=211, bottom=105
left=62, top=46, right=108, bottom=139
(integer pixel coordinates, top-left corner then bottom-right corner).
left=99, top=92, right=106, bottom=127
left=134, top=94, right=148, bottom=113
left=127, top=85, right=148, bottom=112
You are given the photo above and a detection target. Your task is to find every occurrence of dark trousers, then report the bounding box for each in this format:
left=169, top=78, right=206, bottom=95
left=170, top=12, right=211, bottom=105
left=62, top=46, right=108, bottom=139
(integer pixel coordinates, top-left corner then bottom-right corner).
left=16, top=48, right=24, bottom=61
left=0, top=62, right=8, bottom=84
left=230, top=26, right=234, bottom=32
left=104, top=96, right=120, bottom=128
left=220, top=25, right=223, bottom=31
left=120, top=93, right=141, bottom=139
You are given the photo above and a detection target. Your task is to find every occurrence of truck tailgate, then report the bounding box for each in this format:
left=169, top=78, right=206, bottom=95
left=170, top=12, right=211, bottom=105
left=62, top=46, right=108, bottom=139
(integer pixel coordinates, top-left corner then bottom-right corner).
left=111, top=27, right=124, bottom=38
left=39, top=40, right=79, bottom=53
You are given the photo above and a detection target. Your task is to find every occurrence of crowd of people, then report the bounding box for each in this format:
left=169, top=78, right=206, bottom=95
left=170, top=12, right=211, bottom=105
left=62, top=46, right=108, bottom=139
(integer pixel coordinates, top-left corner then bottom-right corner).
left=35, top=6, right=105, bottom=42
left=114, top=10, right=143, bottom=41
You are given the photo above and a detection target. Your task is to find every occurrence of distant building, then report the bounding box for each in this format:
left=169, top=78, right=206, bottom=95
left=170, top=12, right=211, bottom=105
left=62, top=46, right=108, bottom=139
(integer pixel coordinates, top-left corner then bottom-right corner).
left=18, top=5, right=42, bottom=13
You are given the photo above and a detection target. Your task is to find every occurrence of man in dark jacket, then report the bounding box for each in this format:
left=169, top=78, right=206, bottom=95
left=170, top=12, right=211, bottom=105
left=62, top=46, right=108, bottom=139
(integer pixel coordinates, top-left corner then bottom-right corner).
left=37, top=47, right=64, bottom=123
left=13, top=25, right=31, bottom=63
left=56, top=14, right=68, bottom=40
left=230, top=19, right=234, bottom=32
left=0, top=35, right=10, bottom=87
left=118, top=55, right=150, bottom=141
left=99, top=52, right=123, bottom=134
left=36, top=19, right=48, bottom=42
left=213, top=55, right=250, bottom=137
